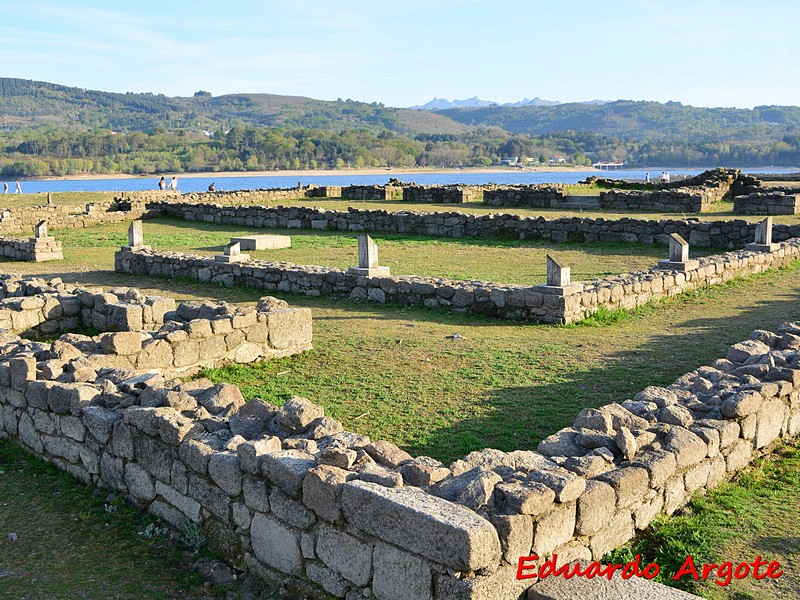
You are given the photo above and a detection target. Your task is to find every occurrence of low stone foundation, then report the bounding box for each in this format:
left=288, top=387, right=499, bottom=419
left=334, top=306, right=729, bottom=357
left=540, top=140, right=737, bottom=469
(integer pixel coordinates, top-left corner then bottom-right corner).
left=150, top=201, right=800, bottom=249
left=0, top=275, right=312, bottom=376
left=733, top=191, right=800, bottom=215
left=1, top=276, right=799, bottom=598
left=483, top=186, right=566, bottom=208
left=403, top=185, right=484, bottom=204
left=0, top=235, right=63, bottom=261
left=597, top=188, right=717, bottom=213
left=114, top=237, right=800, bottom=324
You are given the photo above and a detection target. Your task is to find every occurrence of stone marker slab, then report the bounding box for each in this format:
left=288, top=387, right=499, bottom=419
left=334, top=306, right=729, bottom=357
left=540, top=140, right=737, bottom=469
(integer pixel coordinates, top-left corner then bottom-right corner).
left=546, top=254, right=570, bottom=287
left=658, top=233, right=699, bottom=270
left=120, top=220, right=150, bottom=251
left=215, top=242, right=250, bottom=263
left=341, top=480, right=500, bottom=571
left=231, top=235, right=292, bottom=250
left=745, top=216, right=779, bottom=252
left=348, top=233, right=391, bottom=276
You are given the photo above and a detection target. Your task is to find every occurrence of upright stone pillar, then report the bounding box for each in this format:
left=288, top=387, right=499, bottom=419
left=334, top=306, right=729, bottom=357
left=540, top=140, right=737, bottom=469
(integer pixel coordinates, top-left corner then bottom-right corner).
left=215, top=241, right=250, bottom=263
left=47, top=192, right=53, bottom=206
left=34, top=220, right=49, bottom=239
left=745, top=217, right=779, bottom=252
left=657, top=233, right=699, bottom=271
left=120, top=220, right=150, bottom=251
left=28, top=220, right=63, bottom=262
left=534, top=255, right=582, bottom=295
left=348, top=234, right=390, bottom=276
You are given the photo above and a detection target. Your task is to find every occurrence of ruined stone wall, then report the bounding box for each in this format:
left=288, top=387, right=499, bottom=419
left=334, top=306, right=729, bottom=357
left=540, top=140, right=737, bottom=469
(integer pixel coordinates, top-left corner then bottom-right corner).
left=0, top=236, right=63, bottom=261
left=149, top=201, right=800, bottom=249
left=597, top=188, right=717, bottom=212
left=115, top=238, right=800, bottom=325
left=0, top=200, right=149, bottom=236
left=340, top=185, right=403, bottom=201
left=402, top=185, right=483, bottom=204
left=733, top=192, right=800, bottom=215
left=0, top=276, right=312, bottom=376
left=1, top=276, right=799, bottom=598
left=482, top=186, right=566, bottom=208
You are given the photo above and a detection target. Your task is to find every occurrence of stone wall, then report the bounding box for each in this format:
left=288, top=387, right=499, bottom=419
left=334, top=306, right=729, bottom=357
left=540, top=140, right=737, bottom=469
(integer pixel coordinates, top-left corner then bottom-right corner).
left=597, top=188, right=717, bottom=213
left=149, top=201, right=800, bottom=249
left=733, top=191, right=800, bottom=215
left=0, top=235, right=63, bottom=261
left=114, top=238, right=800, bottom=325
left=0, top=275, right=312, bottom=376
left=2, top=276, right=800, bottom=598
left=483, top=186, right=566, bottom=208
left=340, top=185, right=403, bottom=201
left=403, top=185, right=484, bottom=204
left=589, top=168, right=748, bottom=213
left=0, top=199, right=149, bottom=236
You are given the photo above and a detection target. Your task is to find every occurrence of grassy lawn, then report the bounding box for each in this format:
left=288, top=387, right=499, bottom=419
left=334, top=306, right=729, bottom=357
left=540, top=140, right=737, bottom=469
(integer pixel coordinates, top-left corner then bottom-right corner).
left=43, top=217, right=719, bottom=285
left=0, top=438, right=285, bottom=600
left=0, top=191, right=118, bottom=209
left=607, top=439, right=800, bottom=599
left=0, top=217, right=797, bottom=463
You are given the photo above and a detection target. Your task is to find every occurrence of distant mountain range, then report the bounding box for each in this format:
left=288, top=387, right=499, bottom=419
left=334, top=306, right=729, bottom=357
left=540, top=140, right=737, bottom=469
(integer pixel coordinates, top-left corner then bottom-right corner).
left=409, top=97, right=609, bottom=110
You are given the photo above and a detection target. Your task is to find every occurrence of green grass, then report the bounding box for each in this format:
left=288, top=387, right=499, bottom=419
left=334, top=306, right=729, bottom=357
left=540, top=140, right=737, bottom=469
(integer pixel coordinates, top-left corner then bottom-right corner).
left=0, top=438, right=296, bottom=599
left=605, top=439, right=800, bottom=599
left=2, top=206, right=800, bottom=598
left=0, top=191, right=118, bottom=209
left=50, top=217, right=719, bottom=286
left=2, top=217, right=797, bottom=464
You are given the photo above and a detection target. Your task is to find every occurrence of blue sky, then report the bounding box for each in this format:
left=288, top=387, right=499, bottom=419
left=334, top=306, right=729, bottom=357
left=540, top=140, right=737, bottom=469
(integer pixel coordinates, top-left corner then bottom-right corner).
left=2, top=0, right=798, bottom=108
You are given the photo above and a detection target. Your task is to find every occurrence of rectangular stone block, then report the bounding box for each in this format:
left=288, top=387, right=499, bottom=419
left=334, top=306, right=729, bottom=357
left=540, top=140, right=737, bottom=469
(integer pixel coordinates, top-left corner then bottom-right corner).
left=341, top=480, right=500, bottom=571
left=231, top=235, right=291, bottom=250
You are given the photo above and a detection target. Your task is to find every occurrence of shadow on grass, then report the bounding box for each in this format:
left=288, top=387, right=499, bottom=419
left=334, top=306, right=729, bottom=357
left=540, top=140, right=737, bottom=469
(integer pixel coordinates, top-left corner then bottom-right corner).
left=9, top=263, right=800, bottom=465
left=410, top=284, right=800, bottom=462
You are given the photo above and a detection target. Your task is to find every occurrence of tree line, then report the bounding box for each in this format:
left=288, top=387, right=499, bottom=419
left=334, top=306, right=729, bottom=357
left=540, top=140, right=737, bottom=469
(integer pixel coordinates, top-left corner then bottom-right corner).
left=3, top=123, right=800, bottom=178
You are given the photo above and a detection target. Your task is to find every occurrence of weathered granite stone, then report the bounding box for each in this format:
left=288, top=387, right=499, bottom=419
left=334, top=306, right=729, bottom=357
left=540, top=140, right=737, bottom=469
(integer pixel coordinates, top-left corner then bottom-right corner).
left=316, top=524, right=373, bottom=587
left=277, top=396, right=324, bottom=432
left=532, top=502, right=577, bottom=557
left=250, top=513, right=302, bottom=575
left=208, top=452, right=243, bottom=497
left=261, top=449, right=317, bottom=498
left=341, top=480, right=500, bottom=571
left=595, top=467, right=650, bottom=509
left=634, top=386, right=678, bottom=408
left=302, top=464, right=352, bottom=523
left=373, top=541, right=433, bottom=600
left=365, top=440, right=413, bottom=468
left=575, top=479, right=616, bottom=536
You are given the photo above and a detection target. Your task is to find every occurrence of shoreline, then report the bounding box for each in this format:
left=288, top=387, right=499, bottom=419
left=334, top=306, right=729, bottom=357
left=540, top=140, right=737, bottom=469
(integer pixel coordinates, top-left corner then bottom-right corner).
left=33, top=165, right=598, bottom=182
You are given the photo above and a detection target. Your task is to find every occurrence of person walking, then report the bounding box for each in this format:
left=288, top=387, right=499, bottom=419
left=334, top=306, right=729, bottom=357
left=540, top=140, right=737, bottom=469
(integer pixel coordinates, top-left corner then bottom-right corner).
left=2, top=181, right=8, bottom=194
left=14, top=180, right=22, bottom=194
left=158, top=176, right=166, bottom=191
left=170, top=176, right=178, bottom=191
left=208, top=182, right=216, bottom=192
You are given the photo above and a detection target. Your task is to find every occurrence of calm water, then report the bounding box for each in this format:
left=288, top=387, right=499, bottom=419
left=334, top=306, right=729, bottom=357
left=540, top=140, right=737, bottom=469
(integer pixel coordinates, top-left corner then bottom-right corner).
left=7, top=168, right=798, bottom=195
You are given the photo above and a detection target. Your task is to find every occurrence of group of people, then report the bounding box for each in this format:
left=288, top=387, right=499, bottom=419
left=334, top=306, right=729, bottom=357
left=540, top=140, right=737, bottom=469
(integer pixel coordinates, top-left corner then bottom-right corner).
left=157, top=176, right=217, bottom=192
left=158, top=176, right=179, bottom=191
left=2, top=181, right=23, bottom=194
left=644, top=172, right=671, bottom=184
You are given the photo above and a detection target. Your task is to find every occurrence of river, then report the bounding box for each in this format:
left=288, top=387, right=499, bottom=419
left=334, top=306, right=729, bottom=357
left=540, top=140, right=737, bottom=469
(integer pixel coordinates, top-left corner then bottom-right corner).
left=6, top=168, right=798, bottom=195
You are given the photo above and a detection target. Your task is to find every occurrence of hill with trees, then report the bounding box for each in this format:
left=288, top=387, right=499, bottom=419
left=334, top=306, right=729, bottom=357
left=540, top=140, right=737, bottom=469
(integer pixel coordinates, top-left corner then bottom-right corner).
left=1, top=78, right=799, bottom=177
